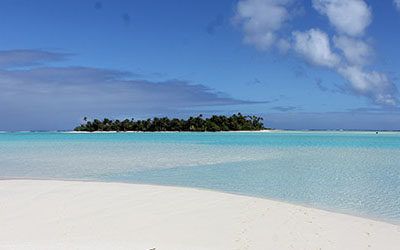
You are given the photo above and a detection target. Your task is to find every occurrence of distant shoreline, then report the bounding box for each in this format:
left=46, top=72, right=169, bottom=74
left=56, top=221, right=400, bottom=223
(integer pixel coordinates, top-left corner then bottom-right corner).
left=2, top=129, right=400, bottom=133
left=65, top=129, right=275, bottom=133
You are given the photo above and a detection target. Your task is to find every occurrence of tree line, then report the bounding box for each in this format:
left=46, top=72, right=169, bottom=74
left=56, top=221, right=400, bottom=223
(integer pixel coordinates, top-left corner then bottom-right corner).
left=74, top=113, right=265, bottom=132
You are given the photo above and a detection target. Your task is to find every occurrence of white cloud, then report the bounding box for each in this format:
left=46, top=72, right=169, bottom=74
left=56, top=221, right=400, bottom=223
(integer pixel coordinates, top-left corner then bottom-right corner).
left=234, top=0, right=398, bottom=106
left=395, top=0, right=400, bottom=11
left=234, top=0, right=292, bottom=50
left=292, top=29, right=340, bottom=68
left=333, top=36, right=372, bottom=66
left=338, top=66, right=397, bottom=106
left=312, top=0, right=372, bottom=37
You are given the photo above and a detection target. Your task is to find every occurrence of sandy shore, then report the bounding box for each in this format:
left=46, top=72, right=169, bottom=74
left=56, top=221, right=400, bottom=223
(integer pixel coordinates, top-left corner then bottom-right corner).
left=1, top=180, right=399, bottom=250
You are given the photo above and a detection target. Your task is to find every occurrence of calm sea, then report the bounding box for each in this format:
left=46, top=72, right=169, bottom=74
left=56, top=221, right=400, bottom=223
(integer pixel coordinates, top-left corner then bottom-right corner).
left=1, top=131, right=399, bottom=223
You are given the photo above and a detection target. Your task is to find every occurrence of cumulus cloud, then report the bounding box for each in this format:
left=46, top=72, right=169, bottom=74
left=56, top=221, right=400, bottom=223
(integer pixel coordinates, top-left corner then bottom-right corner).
left=234, top=0, right=293, bottom=50
left=338, top=66, right=398, bottom=106
left=333, top=36, right=372, bottom=66
left=292, top=30, right=397, bottom=105
left=312, top=0, right=372, bottom=37
left=234, top=0, right=398, bottom=106
left=292, top=29, right=340, bottom=68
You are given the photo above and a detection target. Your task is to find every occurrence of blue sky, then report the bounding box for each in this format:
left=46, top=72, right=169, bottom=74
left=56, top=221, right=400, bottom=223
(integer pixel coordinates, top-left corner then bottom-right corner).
left=0, top=0, right=399, bottom=130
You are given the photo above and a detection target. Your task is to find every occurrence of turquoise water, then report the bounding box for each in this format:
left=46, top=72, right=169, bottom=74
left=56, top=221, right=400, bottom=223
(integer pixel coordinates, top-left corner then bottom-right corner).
left=1, top=131, right=400, bottom=223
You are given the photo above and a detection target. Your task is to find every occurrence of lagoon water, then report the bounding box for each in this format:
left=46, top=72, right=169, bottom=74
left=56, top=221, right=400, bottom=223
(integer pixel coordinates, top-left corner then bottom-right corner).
left=1, top=131, right=400, bottom=223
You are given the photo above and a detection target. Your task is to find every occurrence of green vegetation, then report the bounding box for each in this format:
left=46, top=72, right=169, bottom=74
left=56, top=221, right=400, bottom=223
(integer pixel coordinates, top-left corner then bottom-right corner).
left=74, top=113, right=265, bottom=132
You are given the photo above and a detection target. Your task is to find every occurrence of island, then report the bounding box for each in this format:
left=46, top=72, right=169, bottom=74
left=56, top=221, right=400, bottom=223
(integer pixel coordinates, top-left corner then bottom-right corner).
left=74, top=113, right=265, bottom=132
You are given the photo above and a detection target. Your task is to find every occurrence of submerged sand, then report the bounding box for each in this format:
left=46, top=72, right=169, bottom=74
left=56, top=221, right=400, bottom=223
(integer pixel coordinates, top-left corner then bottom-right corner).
left=0, top=180, right=399, bottom=249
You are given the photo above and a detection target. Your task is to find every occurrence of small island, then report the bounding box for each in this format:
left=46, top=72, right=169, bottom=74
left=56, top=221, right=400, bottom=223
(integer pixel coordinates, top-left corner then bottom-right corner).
left=74, top=113, right=265, bottom=132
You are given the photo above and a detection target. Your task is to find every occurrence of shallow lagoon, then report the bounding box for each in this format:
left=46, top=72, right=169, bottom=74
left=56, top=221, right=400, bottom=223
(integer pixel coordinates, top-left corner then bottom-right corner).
left=1, top=131, right=399, bottom=223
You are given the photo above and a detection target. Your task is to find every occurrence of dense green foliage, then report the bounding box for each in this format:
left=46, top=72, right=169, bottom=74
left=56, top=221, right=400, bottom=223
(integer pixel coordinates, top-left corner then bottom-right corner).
left=74, top=113, right=265, bottom=132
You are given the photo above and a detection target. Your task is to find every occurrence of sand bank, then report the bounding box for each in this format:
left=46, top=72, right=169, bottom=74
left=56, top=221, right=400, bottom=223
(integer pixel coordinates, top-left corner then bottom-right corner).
left=1, top=180, right=399, bottom=249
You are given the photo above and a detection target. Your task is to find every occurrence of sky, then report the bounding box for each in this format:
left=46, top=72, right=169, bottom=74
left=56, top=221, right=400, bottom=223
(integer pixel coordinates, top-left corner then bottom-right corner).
left=0, top=0, right=400, bottom=131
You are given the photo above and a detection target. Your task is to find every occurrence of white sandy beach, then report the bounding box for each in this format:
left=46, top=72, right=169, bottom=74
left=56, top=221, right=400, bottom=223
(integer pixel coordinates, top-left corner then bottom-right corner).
left=1, top=180, right=399, bottom=250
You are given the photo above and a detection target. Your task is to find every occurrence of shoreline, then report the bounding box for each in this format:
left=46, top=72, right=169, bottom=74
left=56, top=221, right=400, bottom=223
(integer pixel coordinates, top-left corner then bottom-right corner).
left=1, top=179, right=399, bottom=249
left=2, top=176, right=398, bottom=226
